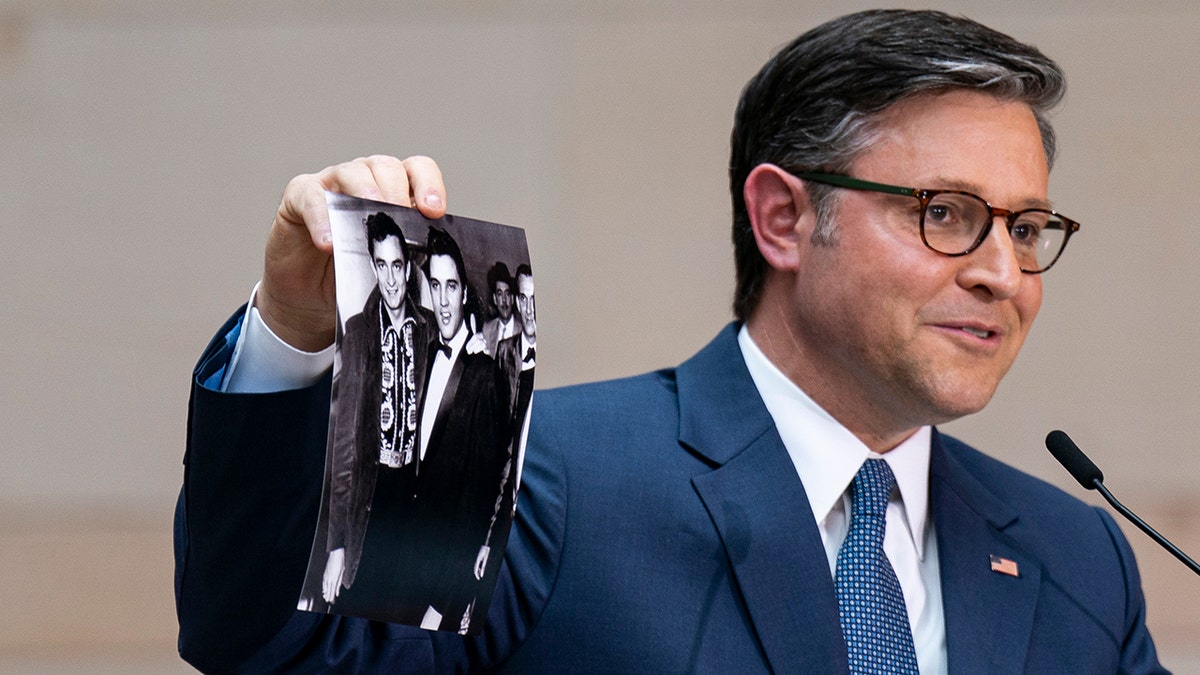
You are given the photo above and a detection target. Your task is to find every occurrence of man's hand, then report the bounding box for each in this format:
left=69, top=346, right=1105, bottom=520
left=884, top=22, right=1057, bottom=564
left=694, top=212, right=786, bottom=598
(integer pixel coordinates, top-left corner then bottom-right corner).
left=474, top=545, right=491, bottom=580
left=259, top=155, right=447, bottom=351
left=465, top=332, right=487, bottom=355
left=322, top=547, right=347, bottom=603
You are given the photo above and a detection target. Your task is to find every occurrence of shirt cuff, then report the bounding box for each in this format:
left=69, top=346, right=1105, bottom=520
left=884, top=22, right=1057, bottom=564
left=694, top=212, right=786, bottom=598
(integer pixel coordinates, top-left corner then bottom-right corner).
left=222, top=282, right=335, bottom=393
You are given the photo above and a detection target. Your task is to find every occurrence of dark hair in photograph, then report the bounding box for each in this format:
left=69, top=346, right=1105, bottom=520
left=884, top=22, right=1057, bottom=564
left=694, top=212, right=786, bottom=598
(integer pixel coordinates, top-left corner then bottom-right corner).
left=364, top=211, right=410, bottom=261
left=728, top=9, right=1066, bottom=320
left=424, top=226, right=468, bottom=286
left=487, top=261, right=514, bottom=293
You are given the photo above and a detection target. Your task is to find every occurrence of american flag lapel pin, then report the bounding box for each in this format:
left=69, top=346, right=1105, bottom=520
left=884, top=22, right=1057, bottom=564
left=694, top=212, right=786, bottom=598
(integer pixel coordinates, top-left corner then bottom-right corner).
left=990, top=554, right=1019, bottom=577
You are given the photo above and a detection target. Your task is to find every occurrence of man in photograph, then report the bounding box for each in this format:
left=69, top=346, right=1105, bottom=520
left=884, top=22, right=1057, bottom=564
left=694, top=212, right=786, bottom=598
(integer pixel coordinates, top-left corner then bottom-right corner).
left=480, top=262, right=519, bottom=357
left=177, top=9, right=1167, bottom=673
left=495, top=263, right=535, bottom=439
left=320, top=211, right=435, bottom=617
left=480, top=264, right=535, bottom=597
left=405, top=226, right=511, bottom=634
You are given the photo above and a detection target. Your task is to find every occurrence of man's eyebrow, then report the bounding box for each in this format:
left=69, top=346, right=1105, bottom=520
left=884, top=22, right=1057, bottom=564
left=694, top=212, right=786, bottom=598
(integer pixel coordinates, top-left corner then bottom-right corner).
left=926, top=176, right=1053, bottom=211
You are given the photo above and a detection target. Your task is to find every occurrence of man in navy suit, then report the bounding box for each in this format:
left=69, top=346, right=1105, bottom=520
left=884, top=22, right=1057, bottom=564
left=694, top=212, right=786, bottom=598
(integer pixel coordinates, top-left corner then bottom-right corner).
left=176, top=9, right=1167, bottom=673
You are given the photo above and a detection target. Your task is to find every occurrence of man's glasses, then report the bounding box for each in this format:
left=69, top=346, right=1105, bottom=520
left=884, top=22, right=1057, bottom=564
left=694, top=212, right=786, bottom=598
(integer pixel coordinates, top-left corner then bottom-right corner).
left=794, top=172, right=1080, bottom=273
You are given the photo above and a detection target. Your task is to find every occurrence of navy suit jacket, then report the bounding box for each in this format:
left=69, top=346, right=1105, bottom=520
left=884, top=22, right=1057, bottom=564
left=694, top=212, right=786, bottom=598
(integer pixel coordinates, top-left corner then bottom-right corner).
left=176, top=314, right=1165, bottom=673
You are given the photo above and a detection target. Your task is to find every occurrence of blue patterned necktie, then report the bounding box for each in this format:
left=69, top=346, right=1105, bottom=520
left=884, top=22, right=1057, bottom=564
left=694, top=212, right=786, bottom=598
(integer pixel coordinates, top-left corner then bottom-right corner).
left=835, top=459, right=919, bottom=674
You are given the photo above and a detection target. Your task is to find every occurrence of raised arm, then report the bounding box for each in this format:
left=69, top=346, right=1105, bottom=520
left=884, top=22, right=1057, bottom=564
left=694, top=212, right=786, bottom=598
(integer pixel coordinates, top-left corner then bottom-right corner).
left=176, top=156, right=456, bottom=673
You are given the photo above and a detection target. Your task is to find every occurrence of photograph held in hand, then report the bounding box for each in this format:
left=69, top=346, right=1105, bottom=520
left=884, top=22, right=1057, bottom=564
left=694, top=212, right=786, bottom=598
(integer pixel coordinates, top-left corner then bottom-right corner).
left=296, top=193, right=534, bottom=635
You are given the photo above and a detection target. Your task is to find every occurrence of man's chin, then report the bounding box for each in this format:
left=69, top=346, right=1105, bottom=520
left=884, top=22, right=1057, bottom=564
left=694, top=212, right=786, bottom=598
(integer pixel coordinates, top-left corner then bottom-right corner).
left=926, top=386, right=997, bottom=425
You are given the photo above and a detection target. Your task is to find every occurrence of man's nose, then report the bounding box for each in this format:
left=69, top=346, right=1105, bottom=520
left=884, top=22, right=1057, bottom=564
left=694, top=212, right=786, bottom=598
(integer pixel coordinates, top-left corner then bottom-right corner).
left=958, top=217, right=1023, bottom=300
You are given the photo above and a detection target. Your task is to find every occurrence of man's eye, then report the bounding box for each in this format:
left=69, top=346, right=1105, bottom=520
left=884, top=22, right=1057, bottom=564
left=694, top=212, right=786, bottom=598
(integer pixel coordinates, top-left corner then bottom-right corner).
left=1011, top=220, right=1042, bottom=244
left=925, top=203, right=965, bottom=225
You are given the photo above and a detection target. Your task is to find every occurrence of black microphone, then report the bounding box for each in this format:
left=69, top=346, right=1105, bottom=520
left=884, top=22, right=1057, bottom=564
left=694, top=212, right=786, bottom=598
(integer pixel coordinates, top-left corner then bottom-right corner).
left=1045, top=430, right=1200, bottom=577
left=1045, top=430, right=1104, bottom=488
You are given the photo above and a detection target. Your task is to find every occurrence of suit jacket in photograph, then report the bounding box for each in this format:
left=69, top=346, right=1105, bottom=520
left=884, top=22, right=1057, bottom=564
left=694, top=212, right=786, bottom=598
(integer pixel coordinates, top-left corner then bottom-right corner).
left=176, top=316, right=1166, bottom=673
left=493, top=332, right=531, bottom=424
left=403, top=339, right=512, bottom=631
left=481, top=315, right=521, bottom=359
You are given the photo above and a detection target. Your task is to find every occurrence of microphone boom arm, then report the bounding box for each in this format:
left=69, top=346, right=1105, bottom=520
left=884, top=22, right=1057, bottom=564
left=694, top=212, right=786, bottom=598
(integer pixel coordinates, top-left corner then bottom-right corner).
left=1089, top=478, right=1200, bottom=577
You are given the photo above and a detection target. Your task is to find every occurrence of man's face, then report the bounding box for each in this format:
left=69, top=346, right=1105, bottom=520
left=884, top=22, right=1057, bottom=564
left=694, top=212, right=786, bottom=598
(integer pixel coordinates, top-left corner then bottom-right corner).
left=429, top=254, right=466, bottom=341
left=777, top=90, right=1045, bottom=438
left=516, top=273, right=535, bottom=338
left=493, top=280, right=513, bottom=322
left=371, top=235, right=408, bottom=311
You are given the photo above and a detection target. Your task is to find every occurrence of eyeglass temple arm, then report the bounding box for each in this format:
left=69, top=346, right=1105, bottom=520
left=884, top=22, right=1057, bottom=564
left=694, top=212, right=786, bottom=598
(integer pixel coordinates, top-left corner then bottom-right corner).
left=794, top=172, right=920, bottom=198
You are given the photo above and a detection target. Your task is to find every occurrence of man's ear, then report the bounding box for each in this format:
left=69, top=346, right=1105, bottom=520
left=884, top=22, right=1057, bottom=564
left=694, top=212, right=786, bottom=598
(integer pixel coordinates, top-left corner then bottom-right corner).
left=744, top=164, right=814, bottom=272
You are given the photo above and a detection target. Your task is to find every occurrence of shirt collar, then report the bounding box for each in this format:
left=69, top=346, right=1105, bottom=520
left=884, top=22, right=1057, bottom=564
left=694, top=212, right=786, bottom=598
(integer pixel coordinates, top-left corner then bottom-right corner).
left=440, top=322, right=469, bottom=360
left=378, top=293, right=417, bottom=330
left=736, top=325, right=932, bottom=559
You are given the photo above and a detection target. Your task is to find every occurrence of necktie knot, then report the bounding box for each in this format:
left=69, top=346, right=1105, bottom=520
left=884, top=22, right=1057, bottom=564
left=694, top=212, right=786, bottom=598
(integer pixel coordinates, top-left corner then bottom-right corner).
left=850, top=458, right=895, bottom=522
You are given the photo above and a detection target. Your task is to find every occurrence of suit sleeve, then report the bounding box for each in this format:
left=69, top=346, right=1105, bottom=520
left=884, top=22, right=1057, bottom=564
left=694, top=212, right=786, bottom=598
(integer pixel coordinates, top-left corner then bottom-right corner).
left=174, top=309, right=453, bottom=672
left=1095, top=507, right=1170, bottom=674
left=175, top=309, right=566, bottom=672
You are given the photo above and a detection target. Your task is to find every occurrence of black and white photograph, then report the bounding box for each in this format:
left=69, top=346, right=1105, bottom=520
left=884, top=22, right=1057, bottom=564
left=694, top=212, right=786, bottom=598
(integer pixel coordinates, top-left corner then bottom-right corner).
left=297, top=192, right=535, bottom=635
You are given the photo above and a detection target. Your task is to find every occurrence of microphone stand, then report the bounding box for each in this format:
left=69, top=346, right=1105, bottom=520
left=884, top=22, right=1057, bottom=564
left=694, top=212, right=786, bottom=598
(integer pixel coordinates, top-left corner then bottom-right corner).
left=1087, top=478, right=1200, bottom=577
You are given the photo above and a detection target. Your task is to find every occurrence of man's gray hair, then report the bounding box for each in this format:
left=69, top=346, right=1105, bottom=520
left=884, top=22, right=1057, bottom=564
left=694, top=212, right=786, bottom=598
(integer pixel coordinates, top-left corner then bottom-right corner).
left=730, top=9, right=1066, bottom=320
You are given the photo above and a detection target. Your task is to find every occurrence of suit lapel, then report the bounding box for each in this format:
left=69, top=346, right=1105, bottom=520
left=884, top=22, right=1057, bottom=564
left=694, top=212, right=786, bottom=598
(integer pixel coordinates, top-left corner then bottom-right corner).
left=425, top=344, right=467, bottom=455
left=680, top=324, right=849, bottom=674
left=931, top=432, right=1040, bottom=674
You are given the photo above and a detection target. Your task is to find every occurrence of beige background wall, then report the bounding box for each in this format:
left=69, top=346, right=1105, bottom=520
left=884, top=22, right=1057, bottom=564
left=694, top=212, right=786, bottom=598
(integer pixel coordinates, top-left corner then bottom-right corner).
left=2, top=0, right=1199, bottom=671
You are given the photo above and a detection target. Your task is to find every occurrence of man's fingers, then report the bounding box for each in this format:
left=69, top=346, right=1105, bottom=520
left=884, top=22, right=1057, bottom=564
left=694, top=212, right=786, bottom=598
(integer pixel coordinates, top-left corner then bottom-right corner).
left=321, top=550, right=345, bottom=603
left=277, top=154, right=439, bottom=253
left=278, top=173, right=335, bottom=252
left=403, top=155, right=447, bottom=218
left=322, top=571, right=335, bottom=603
left=322, top=154, right=444, bottom=215
left=363, top=154, right=415, bottom=207
left=474, top=545, right=490, bottom=580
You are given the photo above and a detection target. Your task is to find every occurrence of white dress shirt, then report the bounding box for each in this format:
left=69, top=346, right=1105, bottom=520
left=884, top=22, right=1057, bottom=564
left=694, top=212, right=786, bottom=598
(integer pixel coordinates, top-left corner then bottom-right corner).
left=497, top=316, right=516, bottom=342
left=419, top=323, right=469, bottom=460
left=738, top=326, right=947, bottom=675
left=221, top=283, right=333, bottom=393
left=519, top=333, right=536, bottom=371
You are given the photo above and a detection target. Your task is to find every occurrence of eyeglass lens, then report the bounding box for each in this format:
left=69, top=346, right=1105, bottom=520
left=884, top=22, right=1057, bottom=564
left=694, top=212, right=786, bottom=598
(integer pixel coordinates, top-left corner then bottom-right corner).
left=922, top=192, right=1069, bottom=272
